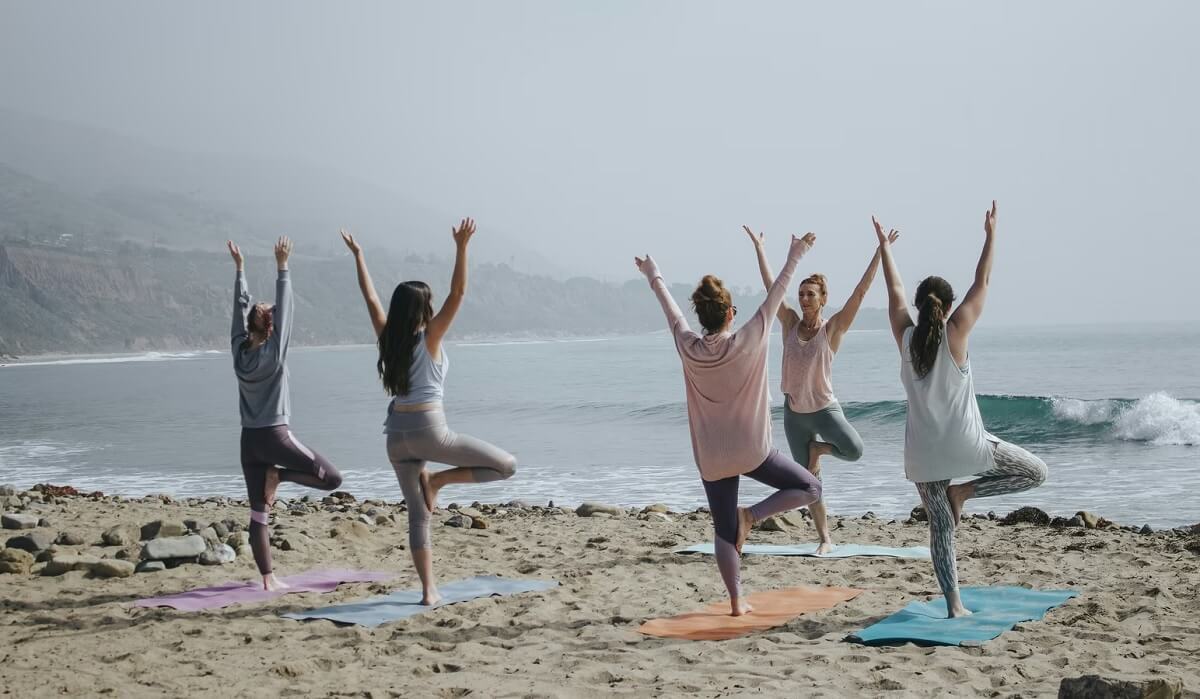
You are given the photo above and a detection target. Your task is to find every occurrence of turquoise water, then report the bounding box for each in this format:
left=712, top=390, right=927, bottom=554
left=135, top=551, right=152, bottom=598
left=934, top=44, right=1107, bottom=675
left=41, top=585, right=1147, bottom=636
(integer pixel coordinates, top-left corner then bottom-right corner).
left=1, top=323, right=1197, bottom=527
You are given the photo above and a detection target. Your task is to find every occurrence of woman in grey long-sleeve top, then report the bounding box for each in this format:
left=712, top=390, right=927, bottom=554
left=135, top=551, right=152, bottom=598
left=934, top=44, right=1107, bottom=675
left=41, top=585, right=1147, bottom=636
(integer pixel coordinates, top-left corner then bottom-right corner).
left=228, top=237, right=344, bottom=591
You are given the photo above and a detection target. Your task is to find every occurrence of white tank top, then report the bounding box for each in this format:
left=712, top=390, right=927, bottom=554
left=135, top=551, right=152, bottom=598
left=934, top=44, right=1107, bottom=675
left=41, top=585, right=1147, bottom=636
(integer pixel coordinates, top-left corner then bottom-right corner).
left=900, top=325, right=996, bottom=482
left=390, top=332, right=447, bottom=407
left=781, top=321, right=836, bottom=413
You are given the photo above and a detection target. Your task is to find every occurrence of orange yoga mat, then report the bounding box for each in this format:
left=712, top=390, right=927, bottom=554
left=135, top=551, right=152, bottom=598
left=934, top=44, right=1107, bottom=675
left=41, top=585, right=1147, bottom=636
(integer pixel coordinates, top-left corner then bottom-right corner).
left=639, top=586, right=864, bottom=641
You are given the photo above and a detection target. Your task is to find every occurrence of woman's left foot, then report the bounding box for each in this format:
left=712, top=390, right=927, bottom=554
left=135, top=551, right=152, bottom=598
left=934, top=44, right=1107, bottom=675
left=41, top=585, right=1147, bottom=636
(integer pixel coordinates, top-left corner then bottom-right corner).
left=418, top=470, right=439, bottom=513
left=264, top=467, right=281, bottom=508
left=816, top=541, right=835, bottom=555
left=263, top=573, right=290, bottom=592
left=947, top=483, right=971, bottom=526
left=735, top=507, right=754, bottom=553
left=807, top=441, right=833, bottom=477
left=731, top=598, right=754, bottom=616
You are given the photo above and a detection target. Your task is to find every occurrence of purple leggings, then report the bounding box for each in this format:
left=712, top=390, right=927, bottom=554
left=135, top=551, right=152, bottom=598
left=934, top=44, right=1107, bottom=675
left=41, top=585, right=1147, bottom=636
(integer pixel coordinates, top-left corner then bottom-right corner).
left=240, top=426, right=343, bottom=575
left=701, top=449, right=822, bottom=599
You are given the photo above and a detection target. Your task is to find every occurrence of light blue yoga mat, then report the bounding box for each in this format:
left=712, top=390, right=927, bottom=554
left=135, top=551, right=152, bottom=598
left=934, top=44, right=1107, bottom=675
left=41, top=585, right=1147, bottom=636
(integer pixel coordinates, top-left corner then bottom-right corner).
left=676, top=542, right=931, bottom=559
left=849, top=586, right=1078, bottom=646
left=283, top=575, right=559, bottom=628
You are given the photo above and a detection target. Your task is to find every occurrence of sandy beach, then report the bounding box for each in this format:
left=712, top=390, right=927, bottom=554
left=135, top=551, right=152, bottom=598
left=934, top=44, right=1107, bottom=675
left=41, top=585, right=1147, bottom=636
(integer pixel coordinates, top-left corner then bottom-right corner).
left=1, top=486, right=1197, bottom=698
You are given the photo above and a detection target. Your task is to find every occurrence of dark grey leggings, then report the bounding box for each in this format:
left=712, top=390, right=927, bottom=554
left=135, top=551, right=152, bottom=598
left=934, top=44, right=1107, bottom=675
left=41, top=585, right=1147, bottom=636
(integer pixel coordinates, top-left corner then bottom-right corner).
left=782, top=400, right=864, bottom=470
left=915, top=440, right=1048, bottom=598
left=702, top=449, right=823, bottom=600
left=240, top=426, right=343, bottom=575
left=385, top=410, right=516, bottom=551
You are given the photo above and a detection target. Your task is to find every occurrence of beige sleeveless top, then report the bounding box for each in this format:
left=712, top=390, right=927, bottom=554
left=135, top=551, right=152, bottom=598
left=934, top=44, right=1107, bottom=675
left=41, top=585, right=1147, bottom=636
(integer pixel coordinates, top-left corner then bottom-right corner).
left=781, top=320, right=836, bottom=413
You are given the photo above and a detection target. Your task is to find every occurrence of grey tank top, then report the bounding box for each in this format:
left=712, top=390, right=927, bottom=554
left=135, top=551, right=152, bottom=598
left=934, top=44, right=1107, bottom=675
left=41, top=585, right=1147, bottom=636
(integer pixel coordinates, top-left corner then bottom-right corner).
left=390, top=332, right=447, bottom=407
left=900, top=325, right=996, bottom=483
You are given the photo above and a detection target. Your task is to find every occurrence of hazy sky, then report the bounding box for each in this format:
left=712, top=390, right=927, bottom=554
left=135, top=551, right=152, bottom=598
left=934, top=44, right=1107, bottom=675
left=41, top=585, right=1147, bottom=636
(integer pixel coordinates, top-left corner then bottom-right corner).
left=1, top=1, right=1197, bottom=325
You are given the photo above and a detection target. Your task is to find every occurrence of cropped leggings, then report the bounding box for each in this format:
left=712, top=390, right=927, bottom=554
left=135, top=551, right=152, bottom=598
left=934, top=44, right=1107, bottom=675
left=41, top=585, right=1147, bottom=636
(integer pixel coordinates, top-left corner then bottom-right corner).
left=782, top=400, right=865, bottom=475
left=240, top=425, right=343, bottom=575
left=915, top=440, right=1048, bottom=598
left=385, top=410, right=516, bottom=551
left=702, top=449, right=823, bottom=600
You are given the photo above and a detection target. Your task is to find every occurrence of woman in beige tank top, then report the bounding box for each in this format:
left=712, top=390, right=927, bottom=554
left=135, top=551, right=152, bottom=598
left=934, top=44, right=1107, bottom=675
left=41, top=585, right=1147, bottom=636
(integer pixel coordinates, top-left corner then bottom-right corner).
left=743, top=226, right=898, bottom=554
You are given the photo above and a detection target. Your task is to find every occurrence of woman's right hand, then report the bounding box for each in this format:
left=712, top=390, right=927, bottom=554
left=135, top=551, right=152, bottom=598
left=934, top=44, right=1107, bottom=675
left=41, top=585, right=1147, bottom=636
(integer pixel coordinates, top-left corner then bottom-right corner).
left=791, top=232, right=816, bottom=253
left=452, top=217, right=476, bottom=247
left=742, top=225, right=765, bottom=248
left=872, top=216, right=898, bottom=247
left=227, top=240, right=243, bottom=270
left=340, top=229, right=362, bottom=255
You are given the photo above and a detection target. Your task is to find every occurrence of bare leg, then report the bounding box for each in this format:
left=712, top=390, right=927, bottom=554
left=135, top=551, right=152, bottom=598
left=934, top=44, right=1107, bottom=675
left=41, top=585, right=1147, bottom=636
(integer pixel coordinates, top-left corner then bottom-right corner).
left=411, top=547, right=441, bottom=605
left=807, top=441, right=835, bottom=554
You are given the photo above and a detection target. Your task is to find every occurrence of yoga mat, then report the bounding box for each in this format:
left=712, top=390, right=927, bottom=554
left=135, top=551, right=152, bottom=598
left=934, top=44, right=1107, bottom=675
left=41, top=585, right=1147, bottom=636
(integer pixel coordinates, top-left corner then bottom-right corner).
left=849, top=586, right=1078, bottom=646
left=675, top=542, right=931, bottom=559
left=283, top=575, right=559, bottom=627
left=639, top=586, right=863, bottom=641
left=134, top=569, right=394, bottom=611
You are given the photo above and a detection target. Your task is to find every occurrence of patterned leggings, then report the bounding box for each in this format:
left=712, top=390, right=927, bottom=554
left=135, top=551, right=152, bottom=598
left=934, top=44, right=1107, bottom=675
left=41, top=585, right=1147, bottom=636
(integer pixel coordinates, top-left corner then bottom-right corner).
left=915, top=440, right=1047, bottom=598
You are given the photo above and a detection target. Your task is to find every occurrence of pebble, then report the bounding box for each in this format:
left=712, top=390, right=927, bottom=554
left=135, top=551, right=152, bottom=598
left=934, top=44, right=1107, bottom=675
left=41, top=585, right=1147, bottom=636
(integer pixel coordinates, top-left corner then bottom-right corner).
left=226, top=531, right=251, bottom=552
left=643, top=512, right=673, bottom=523
left=102, top=525, right=136, bottom=546
left=1058, top=675, right=1181, bottom=699
left=135, top=560, right=166, bottom=574
left=1000, top=506, right=1051, bottom=526
left=56, top=531, right=86, bottom=546
left=0, top=485, right=16, bottom=496
left=444, top=514, right=473, bottom=528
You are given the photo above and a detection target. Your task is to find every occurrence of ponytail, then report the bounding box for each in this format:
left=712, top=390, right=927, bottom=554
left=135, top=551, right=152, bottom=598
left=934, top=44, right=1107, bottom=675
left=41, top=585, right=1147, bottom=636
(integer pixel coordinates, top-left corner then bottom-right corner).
left=909, top=276, right=955, bottom=378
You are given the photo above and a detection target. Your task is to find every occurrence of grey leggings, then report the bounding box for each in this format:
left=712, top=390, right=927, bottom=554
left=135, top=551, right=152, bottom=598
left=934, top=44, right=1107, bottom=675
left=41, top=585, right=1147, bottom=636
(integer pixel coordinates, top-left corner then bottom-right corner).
left=385, top=410, right=516, bottom=551
left=915, top=440, right=1048, bottom=598
left=783, top=400, right=865, bottom=473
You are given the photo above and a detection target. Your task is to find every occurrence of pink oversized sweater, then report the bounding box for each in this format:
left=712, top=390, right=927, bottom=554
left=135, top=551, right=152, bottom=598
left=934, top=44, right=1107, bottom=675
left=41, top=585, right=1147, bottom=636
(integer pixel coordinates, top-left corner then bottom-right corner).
left=641, top=238, right=810, bottom=481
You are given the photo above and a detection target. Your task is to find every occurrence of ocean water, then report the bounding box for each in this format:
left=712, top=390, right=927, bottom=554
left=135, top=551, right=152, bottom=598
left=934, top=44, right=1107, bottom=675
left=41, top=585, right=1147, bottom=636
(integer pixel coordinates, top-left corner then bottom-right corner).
left=1, top=323, right=1197, bottom=528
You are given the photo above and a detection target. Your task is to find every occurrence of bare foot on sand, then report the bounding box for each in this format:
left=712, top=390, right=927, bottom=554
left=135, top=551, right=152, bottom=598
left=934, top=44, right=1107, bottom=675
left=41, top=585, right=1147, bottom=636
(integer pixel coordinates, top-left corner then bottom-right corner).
left=263, top=573, right=290, bottom=592
left=947, top=483, right=973, bottom=526
left=264, top=467, right=281, bottom=508
left=418, top=469, right=438, bottom=513
left=731, top=598, right=754, bottom=616
left=736, top=507, right=754, bottom=554
left=421, top=588, right=442, bottom=606
left=816, top=540, right=835, bottom=555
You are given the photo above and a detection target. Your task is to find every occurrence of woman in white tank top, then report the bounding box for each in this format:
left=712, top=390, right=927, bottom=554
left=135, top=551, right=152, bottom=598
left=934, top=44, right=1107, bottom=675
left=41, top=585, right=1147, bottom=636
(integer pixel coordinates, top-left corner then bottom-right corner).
left=743, top=226, right=897, bottom=554
left=876, top=202, right=1047, bottom=618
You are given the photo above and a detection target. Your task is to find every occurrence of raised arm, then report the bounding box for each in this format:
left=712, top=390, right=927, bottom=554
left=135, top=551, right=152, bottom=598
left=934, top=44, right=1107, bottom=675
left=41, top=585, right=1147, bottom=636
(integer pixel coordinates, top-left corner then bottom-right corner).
left=228, top=241, right=250, bottom=351
left=948, top=201, right=997, bottom=340
left=340, top=230, right=387, bottom=338
left=634, top=255, right=691, bottom=337
left=827, top=229, right=900, bottom=350
left=738, top=233, right=814, bottom=346
left=425, top=218, right=474, bottom=351
left=272, top=236, right=294, bottom=359
left=743, top=226, right=799, bottom=329
left=874, top=216, right=912, bottom=350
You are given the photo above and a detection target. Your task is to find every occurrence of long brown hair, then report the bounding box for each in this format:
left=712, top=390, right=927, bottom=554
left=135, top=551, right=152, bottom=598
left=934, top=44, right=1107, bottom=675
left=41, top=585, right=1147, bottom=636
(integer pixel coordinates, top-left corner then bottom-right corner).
left=691, top=275, right=732, bottom=334
left=378, top=281, right=434, bottom=396
left=909, top=276, right=955, bottom=378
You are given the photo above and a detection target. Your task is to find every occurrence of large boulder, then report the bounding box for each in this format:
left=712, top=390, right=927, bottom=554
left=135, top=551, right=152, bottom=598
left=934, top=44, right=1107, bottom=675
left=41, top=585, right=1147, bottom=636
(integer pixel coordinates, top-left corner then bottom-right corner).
left=102, top=525, right=137, bottom=547
left=575, top=503, right=624, bottom=518
left=140, top=520, right=188, bottom=540
left=199, top=544, right=236, bottom=566
left=141, top=534, right=206, bottom=561
left=42, top=554, right=101, bottom=577
left=90, top=559, right=136, bottom=578
left=5, top=530, right=55, bottom=552
left=2, top=513, right=39, bottom=530
left=0, top=548, right=34, bottom=574
left=1000, top=506, right=1050, bottom=526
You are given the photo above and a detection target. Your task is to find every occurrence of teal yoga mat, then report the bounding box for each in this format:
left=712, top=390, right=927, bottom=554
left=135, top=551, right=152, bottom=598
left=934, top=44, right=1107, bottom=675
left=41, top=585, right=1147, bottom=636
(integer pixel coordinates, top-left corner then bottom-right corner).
left=282, top=575, right=558, bottom=628
left=849, top=586, right=1078, bottom=646
left=675, top=542, right=931, bottom=559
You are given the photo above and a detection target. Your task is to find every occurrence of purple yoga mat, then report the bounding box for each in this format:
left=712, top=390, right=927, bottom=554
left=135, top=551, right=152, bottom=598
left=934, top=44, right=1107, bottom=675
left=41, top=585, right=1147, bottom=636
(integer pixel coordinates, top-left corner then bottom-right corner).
left=133, top=568, right=394, bottom=611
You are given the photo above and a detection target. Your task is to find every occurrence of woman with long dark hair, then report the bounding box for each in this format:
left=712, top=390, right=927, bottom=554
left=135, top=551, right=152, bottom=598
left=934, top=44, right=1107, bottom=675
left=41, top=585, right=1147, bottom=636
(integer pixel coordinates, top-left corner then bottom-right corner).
left=876, top=202, right=1046, bottom=617
left=342, top=219, right=515, bottom=605
left=229, top=236, right=344, bottom=591
left=743, top=225, right=898, bottom=554
left=636, top=233, right=822, bottom=616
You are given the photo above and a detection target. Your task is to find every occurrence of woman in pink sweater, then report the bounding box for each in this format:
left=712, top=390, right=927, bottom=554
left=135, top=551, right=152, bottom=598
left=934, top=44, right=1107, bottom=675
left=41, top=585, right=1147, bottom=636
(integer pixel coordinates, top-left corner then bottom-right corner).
left=635, top=233, right=822, bottom=616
